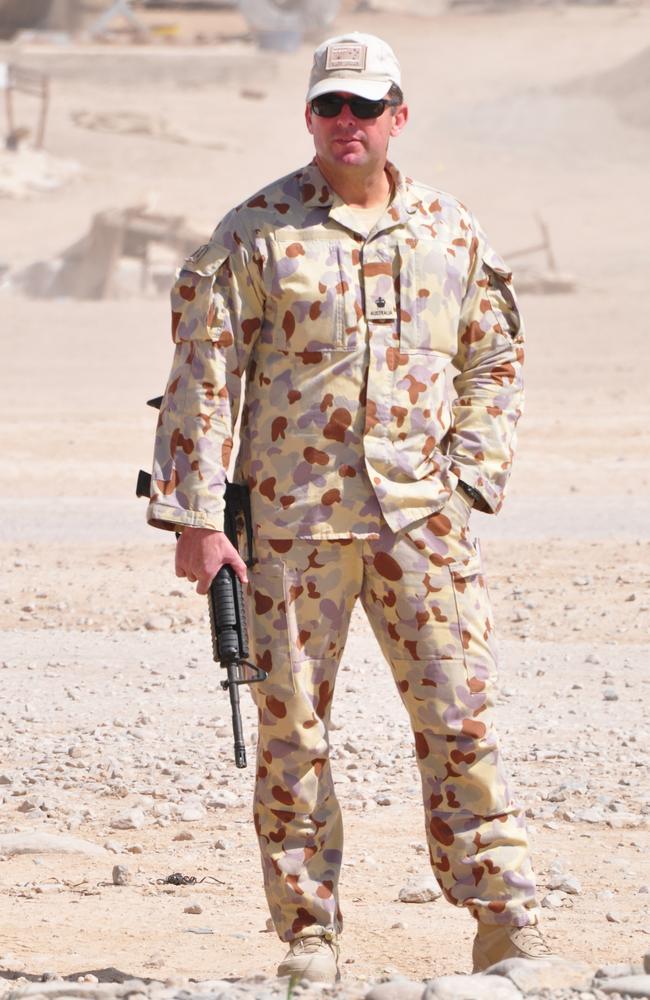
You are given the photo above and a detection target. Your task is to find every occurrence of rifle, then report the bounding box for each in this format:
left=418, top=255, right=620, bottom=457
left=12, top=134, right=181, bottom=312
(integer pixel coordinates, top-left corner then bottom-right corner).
left=136, top=396, right=267, bottom=768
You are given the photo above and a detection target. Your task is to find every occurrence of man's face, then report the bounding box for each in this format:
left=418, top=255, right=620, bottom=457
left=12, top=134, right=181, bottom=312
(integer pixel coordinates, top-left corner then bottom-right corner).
left=305, top=91, right=408, bottom=175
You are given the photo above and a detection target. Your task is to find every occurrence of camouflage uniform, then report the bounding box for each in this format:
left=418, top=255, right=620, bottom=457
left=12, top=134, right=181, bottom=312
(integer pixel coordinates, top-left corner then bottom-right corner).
left=148, top=160, right=539, bottom=940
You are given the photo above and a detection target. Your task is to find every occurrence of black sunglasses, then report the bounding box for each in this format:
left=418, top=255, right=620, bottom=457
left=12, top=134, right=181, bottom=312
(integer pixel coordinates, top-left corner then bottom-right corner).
left=310, top=94, right=398, bottom=120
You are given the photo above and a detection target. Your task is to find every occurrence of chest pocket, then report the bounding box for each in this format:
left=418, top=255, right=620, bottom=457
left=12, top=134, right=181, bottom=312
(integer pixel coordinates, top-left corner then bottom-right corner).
left=398, top=238, right=467, bottom=356
left=269, top=234, right=360, bottom=353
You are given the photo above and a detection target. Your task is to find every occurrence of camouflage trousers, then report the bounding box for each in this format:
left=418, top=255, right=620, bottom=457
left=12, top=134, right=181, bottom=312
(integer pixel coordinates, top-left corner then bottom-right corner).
left=247, top=489, right=539, bottom=941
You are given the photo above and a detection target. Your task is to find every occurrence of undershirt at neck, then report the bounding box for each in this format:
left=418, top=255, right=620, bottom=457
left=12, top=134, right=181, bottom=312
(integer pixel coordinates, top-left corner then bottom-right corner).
left=347, top=190, right=393, bottom=236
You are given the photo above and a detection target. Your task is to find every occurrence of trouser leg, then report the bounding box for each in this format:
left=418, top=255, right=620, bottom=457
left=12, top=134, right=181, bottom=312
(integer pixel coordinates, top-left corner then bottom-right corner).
left=362, top=491, right=539, bottom=926
left=247, top=538, right=361, bottom=941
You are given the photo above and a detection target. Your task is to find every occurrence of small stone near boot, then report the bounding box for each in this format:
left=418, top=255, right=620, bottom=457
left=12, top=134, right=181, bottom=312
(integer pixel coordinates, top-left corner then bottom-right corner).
left=595, top=963, right=637, bottom=979
left=597, top=975, right=650, bottom=997
left=645, top=952, right=650, bottom=974
left=547, top=873, right=582, bottom=894
left=184, top=902, right=203, bottom=914
left=398, top=875, right=442, bottom=903
left=486, top=956, right=593, bottom=992
left=112, top=864, right=129, bottom=886
left=423, top=973, right=522, bottom=999
left=365, top=980, right=424, bottom=1000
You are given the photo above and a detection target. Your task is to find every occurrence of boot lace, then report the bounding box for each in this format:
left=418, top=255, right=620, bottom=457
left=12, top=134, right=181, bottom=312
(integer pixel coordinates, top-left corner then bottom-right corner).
left=512, top=924, right=551, bottom=957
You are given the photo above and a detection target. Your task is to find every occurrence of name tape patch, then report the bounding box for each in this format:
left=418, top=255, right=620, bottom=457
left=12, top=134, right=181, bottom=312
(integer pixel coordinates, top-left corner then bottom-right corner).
left=325, top=43, right=367, bottom=72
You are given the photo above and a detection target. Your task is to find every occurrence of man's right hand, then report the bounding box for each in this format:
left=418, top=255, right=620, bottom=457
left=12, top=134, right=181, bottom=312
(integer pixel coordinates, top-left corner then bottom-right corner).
left=175, top=527, right=248, bottom=595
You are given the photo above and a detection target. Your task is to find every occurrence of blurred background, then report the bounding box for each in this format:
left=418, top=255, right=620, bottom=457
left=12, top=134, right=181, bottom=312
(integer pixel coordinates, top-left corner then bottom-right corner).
left=1, top=3, right=649, bottom=981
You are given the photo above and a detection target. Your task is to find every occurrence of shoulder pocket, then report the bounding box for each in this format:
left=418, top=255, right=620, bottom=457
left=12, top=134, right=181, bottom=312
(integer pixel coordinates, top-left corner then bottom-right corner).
left=171, top=243, right=232, bottom=344
left=180, top=241, right=230, bottom=278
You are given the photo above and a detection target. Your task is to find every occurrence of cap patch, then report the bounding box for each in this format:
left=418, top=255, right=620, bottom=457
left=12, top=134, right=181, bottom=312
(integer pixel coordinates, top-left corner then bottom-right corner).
left=325, top=43, right=367, bottom=72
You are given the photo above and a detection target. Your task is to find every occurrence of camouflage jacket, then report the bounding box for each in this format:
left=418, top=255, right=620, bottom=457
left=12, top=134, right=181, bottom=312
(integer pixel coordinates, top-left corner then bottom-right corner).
left=147, top=160, right=524, bottom=539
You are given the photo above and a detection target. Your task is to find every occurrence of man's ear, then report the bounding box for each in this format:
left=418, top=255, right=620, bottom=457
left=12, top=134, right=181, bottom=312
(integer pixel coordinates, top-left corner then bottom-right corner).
left=305, top=103, right=314, bottom=135
left=390, top=103, right=409, bottom=138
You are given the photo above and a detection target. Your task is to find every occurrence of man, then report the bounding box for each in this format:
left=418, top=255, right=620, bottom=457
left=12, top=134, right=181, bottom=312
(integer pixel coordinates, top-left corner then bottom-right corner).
left=147, top=32, right=550, bottom=982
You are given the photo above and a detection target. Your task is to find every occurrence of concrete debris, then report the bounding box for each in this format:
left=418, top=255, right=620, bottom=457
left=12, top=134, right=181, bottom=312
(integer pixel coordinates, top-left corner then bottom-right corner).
left=0, top=148, right=80, bottom=199
left=71, top=109, right=231, bottom=152
left=9, top=205, right=205, bottom=299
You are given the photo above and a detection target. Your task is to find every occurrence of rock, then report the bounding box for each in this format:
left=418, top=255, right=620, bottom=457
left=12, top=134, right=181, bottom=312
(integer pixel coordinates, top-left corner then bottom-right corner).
left=577, top=806, right=606, bottom=823
left=365, top=980, right=425, bottom=1000
left=144, top=614, right=173, bottom=631
left=184, top=903, right=203, bottom=914
left=596, top=963, right=638, bottom=979
left=606, top=910, right=623, bottom=923
left=423, top=974, right=522, bottom=999
left=645, top=952, right=650, bottom=974
left=597, top=976, right=650, bottom=997
left=541, top=890, right=566, bottom=908
left=398, top=876, right=442, bottom=904
left=603, top=688, right=619, bottom=701
left=173, top=831, right=194, bottom=842
left=109, top=808, right=145, bottom=830
left=486, top=956, right=593, bottom=992
left=547, top=873, right=582, bottom=894
left=180, top=806, right=205, bottom=822
left=0, top=833, right=107, bottom=858
left=112, top=864, right=130, bottom=886
left=3, top=985, right=113, bottom=998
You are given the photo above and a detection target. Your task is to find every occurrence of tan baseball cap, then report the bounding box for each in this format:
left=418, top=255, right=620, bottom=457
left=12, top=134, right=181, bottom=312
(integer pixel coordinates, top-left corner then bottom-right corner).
left=306, top=32, right=401, bottom=103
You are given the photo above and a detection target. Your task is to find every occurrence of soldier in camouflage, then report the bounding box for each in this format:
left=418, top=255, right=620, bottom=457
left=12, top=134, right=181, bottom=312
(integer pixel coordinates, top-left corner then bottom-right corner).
left=148, top=31, right=551, bottom=982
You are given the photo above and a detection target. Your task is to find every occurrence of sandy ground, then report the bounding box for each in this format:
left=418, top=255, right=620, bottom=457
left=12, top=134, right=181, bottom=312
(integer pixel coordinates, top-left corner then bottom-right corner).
left=1, top=0, right=650, bottom=990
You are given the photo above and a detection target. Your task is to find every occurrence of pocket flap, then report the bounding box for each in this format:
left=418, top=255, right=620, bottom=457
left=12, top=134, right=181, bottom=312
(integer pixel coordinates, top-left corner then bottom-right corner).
left=482, top=247, right=513, bottom=284
left=449, top=551, right=483, bottom=577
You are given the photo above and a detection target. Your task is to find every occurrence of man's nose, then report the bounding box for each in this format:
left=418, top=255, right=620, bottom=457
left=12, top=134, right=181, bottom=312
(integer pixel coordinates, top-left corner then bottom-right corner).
left=336, top=103, right=357, bottom=126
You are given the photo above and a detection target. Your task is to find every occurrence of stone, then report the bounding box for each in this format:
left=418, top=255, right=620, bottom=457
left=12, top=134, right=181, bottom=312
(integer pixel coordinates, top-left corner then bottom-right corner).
left=596, top=963, right=638, bottom=979
left=547, top=873, right=582, bottom=894
left=486, top=956, right=593, bottom=992
left=598, top=976, right=650, bottom=997
left=541, top=890, right=566, bottom=908
left=398, top=876, right=442, bottom=904
left=365, top=980, right=425, bottom=1000
left=0, top=833, right=107, bottom=858
left=180, top=806, right=205, bottom=822
left=578, top=806, right=606, bottom=823
left=144, top=614, right=173, bottom=631
left=184, top=903, right=203, bottom=914
left=109, top=808, right=145, bottom=830
left=112, top=864, right=129, bottom=886
left=645, top=952, right=650, bottom=974
left=423, top=974, right=522, bottom=999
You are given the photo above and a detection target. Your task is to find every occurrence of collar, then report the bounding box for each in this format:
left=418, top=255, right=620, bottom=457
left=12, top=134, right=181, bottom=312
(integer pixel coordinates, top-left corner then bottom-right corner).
left=297, top=159, right=419, bottom=231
